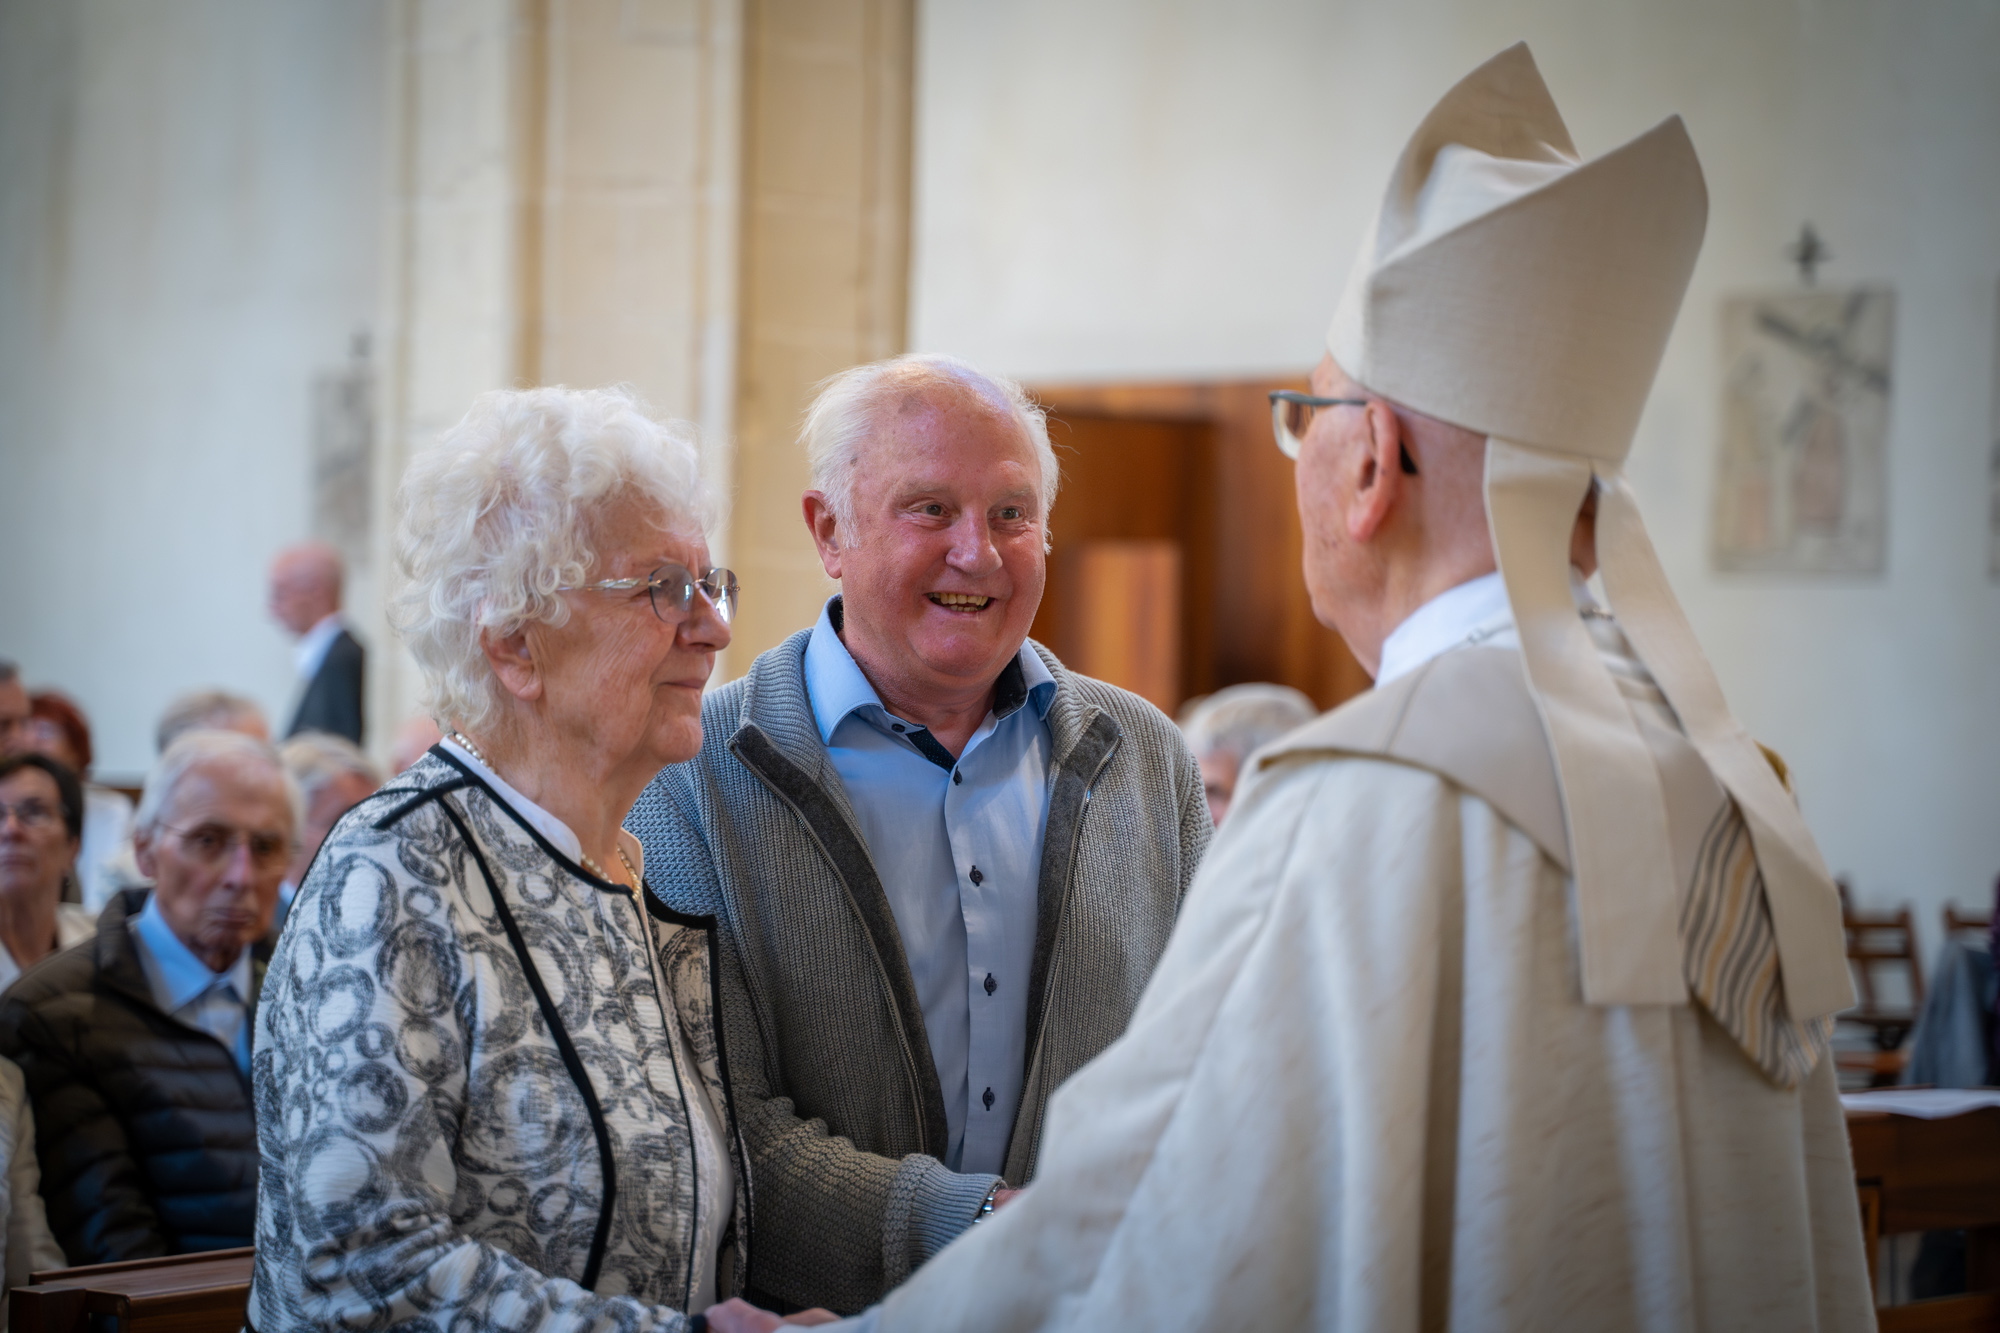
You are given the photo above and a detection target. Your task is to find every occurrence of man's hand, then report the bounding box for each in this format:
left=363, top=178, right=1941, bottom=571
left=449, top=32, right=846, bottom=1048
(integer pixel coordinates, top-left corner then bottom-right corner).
left=991, top=1187, right=1024, bottom=1211
left=701, top=1298, right=840, bottom=1332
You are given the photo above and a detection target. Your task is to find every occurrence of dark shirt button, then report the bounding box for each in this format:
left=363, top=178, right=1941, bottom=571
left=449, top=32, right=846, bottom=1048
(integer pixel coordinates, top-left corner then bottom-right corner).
left=953, top=770, right=962, bottom=785
left=969, top=866, right=983, bottom=885
left=982, top=1086, right=995, bottom=1111
left=891, top=723, right=905, bottom=733
left=984, top=972, right=997, bottom=996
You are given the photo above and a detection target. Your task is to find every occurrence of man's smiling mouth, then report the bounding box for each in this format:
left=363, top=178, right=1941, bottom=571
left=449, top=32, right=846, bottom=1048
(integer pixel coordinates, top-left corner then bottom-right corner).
left=928, top=592, right=992, bottom=610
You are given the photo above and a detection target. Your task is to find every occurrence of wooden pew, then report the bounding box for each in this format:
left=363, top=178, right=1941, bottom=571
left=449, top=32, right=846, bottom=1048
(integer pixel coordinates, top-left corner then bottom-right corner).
left=1848, top=1103, right=2000, bottom=1331
left=9, top=1247, right=251, bottom=1333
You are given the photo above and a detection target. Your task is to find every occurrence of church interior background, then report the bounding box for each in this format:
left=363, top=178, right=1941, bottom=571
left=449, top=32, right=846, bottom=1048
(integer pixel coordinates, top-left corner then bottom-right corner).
left=1, top=0, right=1996, bottom=1010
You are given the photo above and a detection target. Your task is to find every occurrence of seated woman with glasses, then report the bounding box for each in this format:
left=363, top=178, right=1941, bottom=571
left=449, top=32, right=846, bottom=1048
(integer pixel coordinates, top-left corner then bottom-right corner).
left=0, top=754, right=97, bottom=992
left=0, top=755, right=93, bottom=1301
left=0, top=730, right=298, bottom=1264
left=248, top=386, right=814, bottom=1332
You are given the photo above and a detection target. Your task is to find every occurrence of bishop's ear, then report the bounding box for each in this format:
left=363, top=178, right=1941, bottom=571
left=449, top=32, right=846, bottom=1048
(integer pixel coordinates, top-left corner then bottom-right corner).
left=1346, top=398, right=1411, bottom=543
left=482, top=627, right=543, bottom=703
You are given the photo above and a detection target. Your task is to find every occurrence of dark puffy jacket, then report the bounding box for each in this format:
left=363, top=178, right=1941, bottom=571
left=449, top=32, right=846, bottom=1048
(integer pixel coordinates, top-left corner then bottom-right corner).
left=0, top=889, right=265, bottom=1263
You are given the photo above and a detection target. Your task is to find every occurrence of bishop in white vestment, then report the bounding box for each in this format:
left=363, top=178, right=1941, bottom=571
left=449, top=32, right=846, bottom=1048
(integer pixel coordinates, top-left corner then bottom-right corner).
left=714, top=43, right=1874, bottom=1333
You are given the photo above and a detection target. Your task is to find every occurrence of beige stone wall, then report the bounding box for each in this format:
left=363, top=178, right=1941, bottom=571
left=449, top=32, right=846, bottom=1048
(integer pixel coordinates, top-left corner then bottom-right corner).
left=725, top=0, right=914, bottom=673
left=0, top=0, right=389, bottom=775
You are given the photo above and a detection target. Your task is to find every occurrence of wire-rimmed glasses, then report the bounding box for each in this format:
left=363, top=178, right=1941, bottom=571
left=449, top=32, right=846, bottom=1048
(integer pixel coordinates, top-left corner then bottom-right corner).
left=0, top=799, right=62, bottom=832
left=558, top=563, right=740, bottom=626
left=1269, top=390, right=1369, bottom=459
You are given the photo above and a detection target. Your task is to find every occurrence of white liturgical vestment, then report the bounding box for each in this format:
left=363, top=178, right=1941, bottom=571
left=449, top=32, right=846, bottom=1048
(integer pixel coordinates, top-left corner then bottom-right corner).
left=833, top=601, right=1872, bottom=1333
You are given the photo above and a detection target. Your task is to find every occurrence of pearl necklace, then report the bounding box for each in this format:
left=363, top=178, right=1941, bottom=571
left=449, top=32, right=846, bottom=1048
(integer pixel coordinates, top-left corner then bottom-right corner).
left=451, top=730, right=637, bottom=889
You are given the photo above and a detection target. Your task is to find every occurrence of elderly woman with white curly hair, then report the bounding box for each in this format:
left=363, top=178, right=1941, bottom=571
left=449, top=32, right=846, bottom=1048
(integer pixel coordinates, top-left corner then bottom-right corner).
left=247, top=387, right=818, bottom=1332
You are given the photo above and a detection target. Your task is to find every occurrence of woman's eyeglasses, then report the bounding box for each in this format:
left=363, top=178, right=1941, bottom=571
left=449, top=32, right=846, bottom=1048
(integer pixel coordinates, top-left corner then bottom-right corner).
left=559, top=563, right=740, bottom=626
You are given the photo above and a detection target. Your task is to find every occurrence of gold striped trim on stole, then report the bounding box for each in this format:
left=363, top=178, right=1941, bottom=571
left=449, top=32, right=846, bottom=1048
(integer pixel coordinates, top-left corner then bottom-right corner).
left=1680, top=803, right=1832, bottom=1088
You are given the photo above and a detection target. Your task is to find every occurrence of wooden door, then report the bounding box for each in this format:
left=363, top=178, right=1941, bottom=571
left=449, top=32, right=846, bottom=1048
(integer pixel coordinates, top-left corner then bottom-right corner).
left=1027, top=379, right=1371, bottom=716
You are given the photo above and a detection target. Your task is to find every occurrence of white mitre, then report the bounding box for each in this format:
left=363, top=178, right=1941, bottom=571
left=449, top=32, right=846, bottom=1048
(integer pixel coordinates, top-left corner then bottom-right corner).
left=1328, top=43, right=1851, bottom=1018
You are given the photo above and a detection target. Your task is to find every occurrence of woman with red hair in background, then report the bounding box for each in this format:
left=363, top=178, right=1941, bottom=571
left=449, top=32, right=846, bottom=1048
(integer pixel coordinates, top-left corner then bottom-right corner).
left=23, top=692, right=138, bottom=910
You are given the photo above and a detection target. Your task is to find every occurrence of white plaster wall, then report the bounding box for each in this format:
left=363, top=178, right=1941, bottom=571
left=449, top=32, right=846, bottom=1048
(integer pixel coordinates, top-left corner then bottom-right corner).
left=912, top=0, right=2000, bottom=955
left=0, top=0, right=389, bottom=777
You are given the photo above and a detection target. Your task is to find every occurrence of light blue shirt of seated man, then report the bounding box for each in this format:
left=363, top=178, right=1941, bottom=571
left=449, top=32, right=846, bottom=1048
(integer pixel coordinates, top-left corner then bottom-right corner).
left=129, top=893, right=254, bottom=1076
left=803, top=595, right=1055, bottom=1177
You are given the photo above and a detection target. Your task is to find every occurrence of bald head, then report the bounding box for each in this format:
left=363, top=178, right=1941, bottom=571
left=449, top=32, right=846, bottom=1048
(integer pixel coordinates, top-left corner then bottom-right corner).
left=269, top=541, right=344, bottom=636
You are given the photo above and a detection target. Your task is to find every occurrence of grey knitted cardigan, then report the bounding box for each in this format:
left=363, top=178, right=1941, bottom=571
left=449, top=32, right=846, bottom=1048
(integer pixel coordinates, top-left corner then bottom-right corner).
left=627, top=624, right=1210, bottom=1314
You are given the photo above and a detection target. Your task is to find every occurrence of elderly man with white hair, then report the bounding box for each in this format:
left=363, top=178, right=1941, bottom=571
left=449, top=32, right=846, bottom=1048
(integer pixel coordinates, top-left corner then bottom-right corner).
left=630, top=353, right=1210, bottom=1316
left=248, top=387, right=770, bottom=1333
left=1177, top=683, right=1318, bottom=826
left=0, top=729, right=296, bottom=1264
left=271, top=732, right=381, bottom=932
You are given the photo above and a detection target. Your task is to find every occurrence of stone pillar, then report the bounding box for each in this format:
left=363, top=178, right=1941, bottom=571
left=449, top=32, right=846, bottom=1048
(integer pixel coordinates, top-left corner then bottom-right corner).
left=725, top=0, right=915, bottom=671
left=371, top=0, right=537, bottom=749
left=373, top=0, right=747, bottom=739
left=532, top=0, right=744, bottom=529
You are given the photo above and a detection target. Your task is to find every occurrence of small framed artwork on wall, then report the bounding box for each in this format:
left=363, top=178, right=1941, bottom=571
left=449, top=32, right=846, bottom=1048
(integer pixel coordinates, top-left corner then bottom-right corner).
left=1711, top=287, right=1895, bottom=576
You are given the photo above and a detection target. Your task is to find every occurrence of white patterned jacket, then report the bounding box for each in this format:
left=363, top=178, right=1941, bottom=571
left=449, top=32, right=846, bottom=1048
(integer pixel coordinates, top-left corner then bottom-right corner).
left=248, top=750, right=749, bottom=1332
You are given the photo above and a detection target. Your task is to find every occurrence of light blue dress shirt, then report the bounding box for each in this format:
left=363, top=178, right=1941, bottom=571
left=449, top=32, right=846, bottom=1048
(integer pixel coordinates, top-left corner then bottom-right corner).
left=129, top=895, right=254, bottom=1076
left=803, top=598, right=1056, bottom=1176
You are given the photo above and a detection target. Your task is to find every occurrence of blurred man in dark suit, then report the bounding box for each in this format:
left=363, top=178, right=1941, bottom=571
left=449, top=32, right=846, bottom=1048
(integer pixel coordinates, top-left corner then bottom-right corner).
left=268, top=542, right=363, bottom=745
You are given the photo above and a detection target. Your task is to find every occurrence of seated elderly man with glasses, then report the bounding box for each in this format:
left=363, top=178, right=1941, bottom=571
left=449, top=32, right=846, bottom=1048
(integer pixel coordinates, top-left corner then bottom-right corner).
left=0, top=729, right=296, bottom=1264
left=248, top=386, right=791, bottom=1333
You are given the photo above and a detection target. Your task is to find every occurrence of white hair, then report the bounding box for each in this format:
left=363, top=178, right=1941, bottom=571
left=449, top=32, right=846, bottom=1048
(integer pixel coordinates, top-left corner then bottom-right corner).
left=137, top=729, right=302, bottom=836
left=156, top=689, right=267, bottom=754
left=801, top=353, right=1058, bottom=539
left=1179, top=683, right=1319, bottom=765
left=391, top=385, right=716, bottom=733
left=279, top=732, right=380, bottom=806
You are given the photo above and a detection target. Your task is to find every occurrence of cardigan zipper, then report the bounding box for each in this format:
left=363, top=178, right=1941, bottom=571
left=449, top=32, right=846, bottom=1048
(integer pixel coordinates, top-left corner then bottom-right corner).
left=734, top=757, right=934, bottom=1157
left=1015, top=720, right=1120, bottom=1173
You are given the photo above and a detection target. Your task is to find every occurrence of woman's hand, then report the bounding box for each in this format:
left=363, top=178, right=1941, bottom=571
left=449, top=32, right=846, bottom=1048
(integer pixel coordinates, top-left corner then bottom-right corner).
left=701, top=1298, right=840, bottom=1331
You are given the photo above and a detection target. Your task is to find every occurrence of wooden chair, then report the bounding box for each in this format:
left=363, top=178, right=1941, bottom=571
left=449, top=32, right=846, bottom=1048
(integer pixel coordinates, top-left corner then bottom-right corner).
left=9, top=1247, right=251, bottom=1333
left=1944, top=901, right=1992, bottom=945
left=1835, top=882, right=1927, bottom=1087
left=1842, top=886, right=1925, bottom=1030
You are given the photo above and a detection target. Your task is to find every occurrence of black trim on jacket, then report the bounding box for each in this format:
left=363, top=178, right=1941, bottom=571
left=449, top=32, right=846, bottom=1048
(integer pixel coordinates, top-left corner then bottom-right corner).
left=375, top=752, right=745, bottom=1298
left=376, top=755, right=628, bottom=1288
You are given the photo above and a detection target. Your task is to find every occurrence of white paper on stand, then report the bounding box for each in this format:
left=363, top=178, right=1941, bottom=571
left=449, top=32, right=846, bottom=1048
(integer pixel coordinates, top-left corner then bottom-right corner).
left=1839, top=1088, right=2000, bottom=1119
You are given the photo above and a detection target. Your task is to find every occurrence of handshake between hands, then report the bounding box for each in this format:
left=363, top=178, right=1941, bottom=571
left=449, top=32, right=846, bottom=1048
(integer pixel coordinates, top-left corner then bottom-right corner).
left=700, top=1300, right=839, bottom=1332
left=699, top=1186, right=1025, bottom=1332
